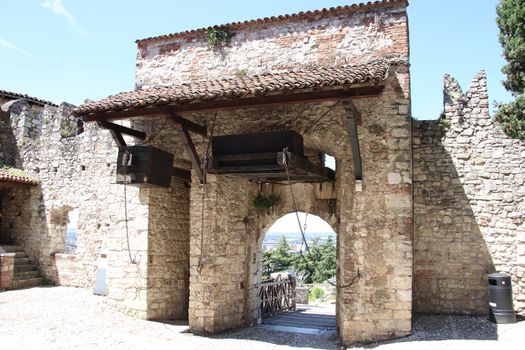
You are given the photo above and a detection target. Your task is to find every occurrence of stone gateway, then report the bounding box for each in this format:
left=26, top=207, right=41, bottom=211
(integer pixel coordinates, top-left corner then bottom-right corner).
left=0, top=0, right=523, bottom=346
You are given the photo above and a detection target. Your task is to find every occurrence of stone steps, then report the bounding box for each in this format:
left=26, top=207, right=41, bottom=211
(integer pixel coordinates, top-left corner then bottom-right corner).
left=12, top=277, right=42, bottom=289
left=14, top=257, right=30, bottom=265
left=14, top=251, right=27, bottom=258
left=14, top=263, right=38, bottom=272
left=14, top=270, right=41, bottom=279
left=1, top=245, right=23, bottom=253
left=1, top=245, right=43, bottom=289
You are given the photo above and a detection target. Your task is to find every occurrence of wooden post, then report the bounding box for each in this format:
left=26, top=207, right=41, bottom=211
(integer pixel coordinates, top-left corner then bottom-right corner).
left=342, top=99, right=363, bottom=180
left=175, top=124, right=204, bottom=184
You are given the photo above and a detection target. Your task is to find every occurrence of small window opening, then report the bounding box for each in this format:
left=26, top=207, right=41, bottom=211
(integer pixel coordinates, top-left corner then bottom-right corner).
left=324, top=154, right=336, bottom=171
left=65, top=208, right=79, bottom=254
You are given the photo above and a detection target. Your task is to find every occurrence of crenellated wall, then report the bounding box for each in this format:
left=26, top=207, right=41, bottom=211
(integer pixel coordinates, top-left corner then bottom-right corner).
left=413, top=71, right=525, bottom=316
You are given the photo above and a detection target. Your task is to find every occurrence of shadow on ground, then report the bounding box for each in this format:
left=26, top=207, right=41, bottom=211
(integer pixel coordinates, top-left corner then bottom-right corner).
left=354, top=314, right=499, bottom=349
left=209, top=325, right=341, bottom=350
left=199, top=313, right=506, bottom=349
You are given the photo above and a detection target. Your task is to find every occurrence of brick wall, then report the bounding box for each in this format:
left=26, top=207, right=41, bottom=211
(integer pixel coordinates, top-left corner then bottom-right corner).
left=136, top=4, right=409, bottom=90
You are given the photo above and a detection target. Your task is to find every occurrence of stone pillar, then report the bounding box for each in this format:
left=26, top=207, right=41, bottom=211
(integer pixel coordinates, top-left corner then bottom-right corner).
left=188, top=175, right=255, bottom=333
left=105, top=186, right=150, bottom=318
left=338, top=68, right=413, bottom=344
left=146, top=179, right=190, bottom=320
left=0, top=252, right=15, bottom=289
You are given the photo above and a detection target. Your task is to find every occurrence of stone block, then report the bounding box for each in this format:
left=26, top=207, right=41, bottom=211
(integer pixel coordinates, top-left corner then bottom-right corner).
left=388, top=172, right=402, bottom=185
left=385, top=194, right=411, bottom=210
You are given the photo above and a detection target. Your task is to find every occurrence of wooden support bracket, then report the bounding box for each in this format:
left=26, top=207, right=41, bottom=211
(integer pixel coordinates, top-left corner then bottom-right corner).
left=97, top=120, right=146, bottom=147
left=172, top=167, right=192, bottom=181
left=169, top=114, right=207, bottom=136
left=342, top=99, right=363, bottom=181
left=170, top=113, right=207, bottom=184
left=174, top=123, right=204, bottom=184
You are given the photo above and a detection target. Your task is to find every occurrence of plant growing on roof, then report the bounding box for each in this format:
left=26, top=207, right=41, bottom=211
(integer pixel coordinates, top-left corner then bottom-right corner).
left=234, top=69, right=248, bottom=78
left=0, top=166, right=39, bottom=183
left=206, top=27, right=229, bottom=47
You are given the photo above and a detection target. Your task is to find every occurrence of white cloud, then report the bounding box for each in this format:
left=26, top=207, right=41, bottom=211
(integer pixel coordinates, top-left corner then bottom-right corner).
left=0, top=36, right=28, bottom=55
left=42, top=0, right=87, bottom=36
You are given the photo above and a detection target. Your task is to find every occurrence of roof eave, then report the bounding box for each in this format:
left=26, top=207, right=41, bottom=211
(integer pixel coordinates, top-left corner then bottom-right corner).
left=79, top=83, right=386, bottom=122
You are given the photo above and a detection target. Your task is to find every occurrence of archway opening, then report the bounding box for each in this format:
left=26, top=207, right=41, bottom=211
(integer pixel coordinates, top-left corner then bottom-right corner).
left=259, top=211, right=338, bottom=334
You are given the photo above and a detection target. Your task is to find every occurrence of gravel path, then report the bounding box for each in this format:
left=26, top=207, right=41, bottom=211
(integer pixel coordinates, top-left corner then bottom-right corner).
left=1, top=286, right=524, bottom=350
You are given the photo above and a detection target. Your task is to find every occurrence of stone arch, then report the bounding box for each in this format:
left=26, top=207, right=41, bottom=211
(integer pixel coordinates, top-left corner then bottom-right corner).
left=254, top=183, right=339, bottom=246
left=245, top=180, right=341, bottom=324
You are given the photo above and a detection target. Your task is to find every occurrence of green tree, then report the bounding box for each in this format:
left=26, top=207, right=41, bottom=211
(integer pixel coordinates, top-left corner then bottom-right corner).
left=262, top=249, right=273, bottom=277
left=315, top=236, right=337, bottom=282
left=495, top=0, right=525, bottom=139
left=263, top=236, right=293, bottom=277
left=292, top=237, right=336, bottom=283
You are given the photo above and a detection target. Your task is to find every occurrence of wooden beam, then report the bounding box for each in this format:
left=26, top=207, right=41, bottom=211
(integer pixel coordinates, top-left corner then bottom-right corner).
left=98, top=121, right=126, bottom=147
left=172, top=167, right=191, bottom=181
left=82, top=85, right=385, bottom=122
left=342, top=99, right=363, bottom=180
left=176, top=124, right=204, bottom=183
left=98, top=120, right=146, bottom=140
left=170, top=114, right=207, bottom=136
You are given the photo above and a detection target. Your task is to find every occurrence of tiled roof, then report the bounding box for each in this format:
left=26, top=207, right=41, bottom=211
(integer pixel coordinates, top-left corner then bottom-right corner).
left=0, top=168, right=39, bottom=186
left=136, top=0, right=408, bottom=45
left=74, top=61, right=393, bottom=116
left=0, top=90, right=57, bottom=107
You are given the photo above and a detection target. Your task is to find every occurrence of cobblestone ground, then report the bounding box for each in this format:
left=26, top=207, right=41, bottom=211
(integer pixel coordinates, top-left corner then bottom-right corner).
left=1, top=287, right=524, bottom=350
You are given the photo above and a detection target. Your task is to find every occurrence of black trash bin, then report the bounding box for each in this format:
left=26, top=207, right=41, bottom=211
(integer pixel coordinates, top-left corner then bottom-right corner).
left=488, top=272, right=516, bottom=324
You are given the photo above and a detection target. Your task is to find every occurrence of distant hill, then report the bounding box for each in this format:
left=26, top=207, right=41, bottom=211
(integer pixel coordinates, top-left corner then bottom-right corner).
left=264, top=230, right=335, bottom=242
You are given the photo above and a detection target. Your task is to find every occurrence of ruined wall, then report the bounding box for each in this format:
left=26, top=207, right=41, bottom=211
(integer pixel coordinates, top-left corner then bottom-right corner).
left=135, top=3, right=408, bottom=88
left=0, top=185, right=32, bottom=245
left=413, top=72, right=525, bottom=315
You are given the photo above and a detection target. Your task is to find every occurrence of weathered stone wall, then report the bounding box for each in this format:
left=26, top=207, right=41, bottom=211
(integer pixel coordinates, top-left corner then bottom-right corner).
left=0, top=99, right=44, bottom=167
left=0, top=185, right=32, bottom=245
left=135, top=4, right=408, bottom=88
left=413, top=72, right=525, bottom=315
left=146, top=169, right=190, bottom=320
left=339, top=67, right=412, bottom=342
left=0, top=99, right=191, bottom=320
left=0, top=252, right=15, bottom=289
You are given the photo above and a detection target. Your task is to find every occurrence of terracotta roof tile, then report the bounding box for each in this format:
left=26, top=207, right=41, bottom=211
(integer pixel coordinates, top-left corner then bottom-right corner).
left=74, top=61, right=394, bottom=116
left=0, top=168, right=39, bottom=186
left=136, top=0, right=408, bottom=45
left=0, top=90, right=57, bottom=107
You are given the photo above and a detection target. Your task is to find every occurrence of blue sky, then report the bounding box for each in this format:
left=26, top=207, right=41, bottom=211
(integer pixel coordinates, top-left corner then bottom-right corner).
left=0, top=0, right=510, bottom=120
